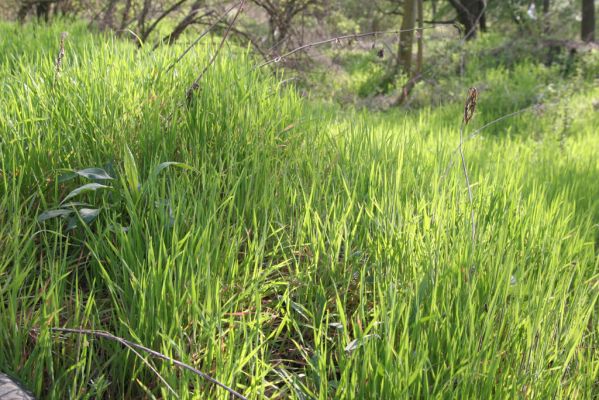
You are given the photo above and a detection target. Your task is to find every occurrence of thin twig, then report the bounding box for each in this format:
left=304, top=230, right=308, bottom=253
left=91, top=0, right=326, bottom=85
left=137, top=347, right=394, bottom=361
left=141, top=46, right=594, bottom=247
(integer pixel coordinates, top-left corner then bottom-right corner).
left=165, top=3, right=238, bottom=72
left=255, top=27, right=433, bottom=69
left=185, top=0, right=246, bottom=103
left=40, top=327, right=248, bottom=400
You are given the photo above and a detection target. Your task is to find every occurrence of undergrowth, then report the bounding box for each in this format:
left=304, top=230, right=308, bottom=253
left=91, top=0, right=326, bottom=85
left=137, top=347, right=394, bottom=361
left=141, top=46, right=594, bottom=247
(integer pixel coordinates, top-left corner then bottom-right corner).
left=0, top=21, right=598, bottom=399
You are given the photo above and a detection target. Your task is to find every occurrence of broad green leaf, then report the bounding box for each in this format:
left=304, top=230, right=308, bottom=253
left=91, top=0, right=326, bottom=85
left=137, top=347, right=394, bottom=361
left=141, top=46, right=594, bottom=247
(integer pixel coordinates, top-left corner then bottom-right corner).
left=58, top=172, right=78, bottom=183
left=38, top=208, right=74, bottom=222
left=344, top=334, right=381, bottom=354
left=152, top=161, right=195, bottom=178
left=66, top=215, right=78, bottom=231
left=123, top=145, right=140, bottom=193
left=60, top=202, right=91, bottom=208
left=78, top=208, right=101, bottom=223
left=60, top=183, right=110, bottom=204
left=75, top=167, right=113, bottom=180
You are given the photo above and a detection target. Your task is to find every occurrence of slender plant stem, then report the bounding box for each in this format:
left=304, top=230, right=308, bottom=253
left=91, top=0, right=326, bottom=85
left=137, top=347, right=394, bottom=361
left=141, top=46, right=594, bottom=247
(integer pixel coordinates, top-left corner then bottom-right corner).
left=459, top=121, right=476, bottom=245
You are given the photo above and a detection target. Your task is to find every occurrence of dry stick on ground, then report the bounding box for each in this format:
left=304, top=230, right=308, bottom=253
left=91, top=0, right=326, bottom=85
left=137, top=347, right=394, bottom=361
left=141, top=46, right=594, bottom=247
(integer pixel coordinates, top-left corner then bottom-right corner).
left=123, top=341, right=180, bottom=398
left=185, top=0, right=246, bottom=104
left=38, top=327, right=248, bottom=400
left=460, top=87, right=478, bottom=245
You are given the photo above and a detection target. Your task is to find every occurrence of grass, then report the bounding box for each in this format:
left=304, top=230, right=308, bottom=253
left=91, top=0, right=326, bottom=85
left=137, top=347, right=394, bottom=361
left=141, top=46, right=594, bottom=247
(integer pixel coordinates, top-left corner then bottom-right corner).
left=1, top=21, right=598, bottom=399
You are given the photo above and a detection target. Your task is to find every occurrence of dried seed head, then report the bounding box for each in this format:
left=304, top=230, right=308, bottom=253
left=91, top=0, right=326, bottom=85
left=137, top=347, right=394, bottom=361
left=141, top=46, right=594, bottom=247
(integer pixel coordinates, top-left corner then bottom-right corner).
left=55, top=32, right=68, bottom=75
left=464, top=87, right=478, bottom=124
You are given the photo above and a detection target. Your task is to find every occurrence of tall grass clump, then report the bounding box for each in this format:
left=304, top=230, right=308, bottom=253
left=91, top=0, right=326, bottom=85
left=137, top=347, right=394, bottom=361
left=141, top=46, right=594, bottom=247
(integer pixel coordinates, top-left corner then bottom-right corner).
left=1, top=21, right=598, bottom=399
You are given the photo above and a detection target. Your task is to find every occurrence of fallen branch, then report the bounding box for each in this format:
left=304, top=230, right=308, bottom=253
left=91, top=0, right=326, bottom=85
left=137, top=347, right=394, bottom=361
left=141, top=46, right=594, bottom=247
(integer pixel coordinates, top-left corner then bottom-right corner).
left=38, top=327, right=248, bottom=400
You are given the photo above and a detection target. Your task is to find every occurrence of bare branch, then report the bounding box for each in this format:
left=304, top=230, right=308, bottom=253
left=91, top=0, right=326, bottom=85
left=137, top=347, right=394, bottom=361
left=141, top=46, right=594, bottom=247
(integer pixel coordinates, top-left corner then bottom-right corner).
left=39, top=327, right=248, bottom=400
left=255, top=27, right=433, bottom=69
left=186, top=0, right=247, bottom=103
left=165, top=2, right=240, bottom=71
left=140, top=0, right=188, bottom=44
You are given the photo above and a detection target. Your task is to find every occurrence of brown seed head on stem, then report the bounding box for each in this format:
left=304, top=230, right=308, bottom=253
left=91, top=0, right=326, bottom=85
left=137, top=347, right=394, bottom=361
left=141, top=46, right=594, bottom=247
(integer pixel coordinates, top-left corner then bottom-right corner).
left=55, top=32, right=68, bottom=75
left=464, top=87, right=478, bottom=124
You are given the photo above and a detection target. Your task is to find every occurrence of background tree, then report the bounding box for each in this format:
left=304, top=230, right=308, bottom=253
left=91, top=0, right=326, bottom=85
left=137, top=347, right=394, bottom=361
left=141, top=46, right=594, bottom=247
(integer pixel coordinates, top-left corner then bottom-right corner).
left=398, top=0, right=416, bottom=75
left=581, top=0, right=595, bottom=42
left=448, top=0, right=486, bottom=40
left=250, top=0, right=320, bottom=50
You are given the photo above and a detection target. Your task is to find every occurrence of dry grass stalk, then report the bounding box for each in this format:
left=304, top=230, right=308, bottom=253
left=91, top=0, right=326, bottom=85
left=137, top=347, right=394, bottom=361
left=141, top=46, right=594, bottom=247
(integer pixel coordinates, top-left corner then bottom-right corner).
left=55, top=32, right=68, bottom=76
left=460, top=87, right=478, bottom=246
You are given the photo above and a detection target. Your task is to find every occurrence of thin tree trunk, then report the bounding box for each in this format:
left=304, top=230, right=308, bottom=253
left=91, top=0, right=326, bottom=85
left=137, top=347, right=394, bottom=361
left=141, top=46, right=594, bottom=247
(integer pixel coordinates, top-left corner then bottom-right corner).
left=138, top=0, right=152, bottom=34
left=398, top=0, right=416, bottom=75
left=581, top=0, right=595, bottom=42
left=100, top=0, right=118, bottom=30
left=543, top=0, right=550, bottom=33
left=161, top=0, right=204, bottom=46
left=416, top=0, right=423, bottom=74
left=479, top=0, right=486, bottom=32
left=140, top=0, right=188, bottom=43
left=120, top=0, right=132, bottom=31
left=449, top=0, right=485, bottom=40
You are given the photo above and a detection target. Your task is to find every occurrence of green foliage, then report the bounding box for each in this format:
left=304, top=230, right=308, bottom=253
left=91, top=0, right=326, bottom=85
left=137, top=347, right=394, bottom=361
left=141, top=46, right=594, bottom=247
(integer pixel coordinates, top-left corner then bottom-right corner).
left=1, top=21, right=598, bottom=399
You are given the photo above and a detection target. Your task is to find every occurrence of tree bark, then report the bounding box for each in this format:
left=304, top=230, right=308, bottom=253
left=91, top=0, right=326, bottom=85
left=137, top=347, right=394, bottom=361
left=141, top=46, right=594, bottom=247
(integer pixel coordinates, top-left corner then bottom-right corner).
left=448, top=0, right=486, bottom=40
left=542, top=0, right=550, bottom=33
left=398, top=0, right=415, bottom=75
left=120, top=0, right=133, bottom=31
left=581, top=0, right=595, bottom=43
left=161, top=0, right=204, bottom=46
left=138, top=0, right=152, bottom=34
left=416, top=0, right=423, bottom=74
left=140, top=0, right=188, bottom=43
left=100, top=0, right=118, bottom=30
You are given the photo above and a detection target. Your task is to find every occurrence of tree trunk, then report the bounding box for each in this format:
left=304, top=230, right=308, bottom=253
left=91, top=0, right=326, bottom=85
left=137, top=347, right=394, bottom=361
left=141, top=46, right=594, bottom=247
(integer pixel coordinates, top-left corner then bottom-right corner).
left=542, top=0, right=550, bottom=33
left=161, top=0, right=203, bottom=46
left=416, top=0, right=423, bottom=74
left=120, top=0, right=133, bottom=31
left=36, top=1, right=51, bottom=22
left=479, top=0, right=486, bottom=32
left=581, top=0, right=595, bottom=42
left=138, top=0, right=152, bottom=35
left=100, top=0, right=118, bottom=31
left=398, top=0, right=416, bottom=75
left=449, top=0, right=486, bottom=40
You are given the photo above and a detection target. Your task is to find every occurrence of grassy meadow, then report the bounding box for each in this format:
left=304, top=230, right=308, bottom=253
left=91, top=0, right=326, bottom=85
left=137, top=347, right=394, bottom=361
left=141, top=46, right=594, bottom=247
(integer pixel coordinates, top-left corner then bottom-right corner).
left=1, top=21, right=598, bottom=398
